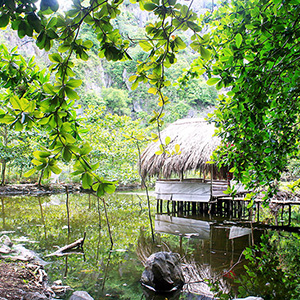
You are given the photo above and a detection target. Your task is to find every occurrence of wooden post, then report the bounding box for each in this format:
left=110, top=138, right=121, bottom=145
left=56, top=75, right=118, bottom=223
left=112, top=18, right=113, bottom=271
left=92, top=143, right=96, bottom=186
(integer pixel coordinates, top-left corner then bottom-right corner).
left=211, top=202, right=216, bottom=215
left=238, top=201, right=242, bottom=218
left=178, top=201, right=183, bottom=215
left=229, top=200, right=233, bottom=219
left=192, top=202, right=196, bottom=215
left=172, top=201, right=176, bottom=215
left=232, top=201, right=236, bottom=218
left=204, top=203, right=209, bottom=215
left=180, top=170, right=184, bottom=181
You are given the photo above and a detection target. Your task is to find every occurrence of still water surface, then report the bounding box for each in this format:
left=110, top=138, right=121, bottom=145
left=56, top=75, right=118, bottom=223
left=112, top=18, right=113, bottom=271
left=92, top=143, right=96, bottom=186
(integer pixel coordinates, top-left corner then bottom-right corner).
left=0, top=192, right=299, bottom=299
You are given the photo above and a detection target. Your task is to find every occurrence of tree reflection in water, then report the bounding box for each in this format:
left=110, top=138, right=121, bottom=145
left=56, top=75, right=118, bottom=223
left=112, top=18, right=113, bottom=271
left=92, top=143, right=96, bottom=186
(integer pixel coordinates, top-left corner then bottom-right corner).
left=0, top=193, right=299, bottom=299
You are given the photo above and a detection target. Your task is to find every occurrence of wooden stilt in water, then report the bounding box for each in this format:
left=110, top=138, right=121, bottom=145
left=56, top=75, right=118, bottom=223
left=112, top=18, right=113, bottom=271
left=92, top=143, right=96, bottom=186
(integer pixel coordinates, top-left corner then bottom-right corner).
left=228, top=200, right=233, bottom=219
left=238, top=201, right=242, bottom=219
left=192, top=202, right=196, bottom=215
left=172, top=201, right=176, bottom=215
left=179, top=201, right=183, bottom=215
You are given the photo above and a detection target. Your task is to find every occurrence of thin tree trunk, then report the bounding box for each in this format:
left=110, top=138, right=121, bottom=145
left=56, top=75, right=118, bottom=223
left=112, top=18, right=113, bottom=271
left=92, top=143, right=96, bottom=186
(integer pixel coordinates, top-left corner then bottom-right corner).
left=1, top=161, right=6, bottom=186
left=136, top=141, right=155, bottom=243
left=102, top=197, right=113, bottom=247
left=38, top=170, right=44, bottom=186
left=66, top=186, right=71, bottom=237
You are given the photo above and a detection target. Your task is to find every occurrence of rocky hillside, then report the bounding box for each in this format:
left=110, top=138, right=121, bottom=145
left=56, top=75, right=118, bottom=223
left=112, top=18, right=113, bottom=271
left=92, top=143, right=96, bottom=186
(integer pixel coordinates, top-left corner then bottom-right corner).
left=0, top=0, right=216, bottom=122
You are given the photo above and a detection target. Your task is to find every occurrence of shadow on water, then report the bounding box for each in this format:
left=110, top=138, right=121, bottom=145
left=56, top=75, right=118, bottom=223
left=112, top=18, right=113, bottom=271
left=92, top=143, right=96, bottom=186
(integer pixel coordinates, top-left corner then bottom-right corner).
left=0, top=193, right=300, bottom=299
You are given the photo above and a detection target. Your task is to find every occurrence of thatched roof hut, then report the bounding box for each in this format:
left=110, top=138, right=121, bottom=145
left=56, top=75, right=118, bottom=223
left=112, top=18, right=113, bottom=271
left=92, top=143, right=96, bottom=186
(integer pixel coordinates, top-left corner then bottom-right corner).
left=140, top=118, right=226, bottom=180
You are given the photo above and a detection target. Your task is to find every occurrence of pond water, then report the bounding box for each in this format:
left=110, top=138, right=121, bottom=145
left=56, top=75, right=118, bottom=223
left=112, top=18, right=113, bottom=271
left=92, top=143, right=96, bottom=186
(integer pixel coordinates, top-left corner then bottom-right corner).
left=0, top=192, right=300, bottom=300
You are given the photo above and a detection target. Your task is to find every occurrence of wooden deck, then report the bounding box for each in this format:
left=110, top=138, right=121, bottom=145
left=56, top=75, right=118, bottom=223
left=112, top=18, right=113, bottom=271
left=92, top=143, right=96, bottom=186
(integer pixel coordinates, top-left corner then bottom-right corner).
left=155, top=179, right=300, bottom=205
left=155, top=179, right=300, bottom=227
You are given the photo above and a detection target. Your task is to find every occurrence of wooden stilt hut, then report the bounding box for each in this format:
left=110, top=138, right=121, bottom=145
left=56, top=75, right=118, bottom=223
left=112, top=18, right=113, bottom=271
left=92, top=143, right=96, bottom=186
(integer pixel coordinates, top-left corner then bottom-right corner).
left=140, top=118, right=230, bottom=203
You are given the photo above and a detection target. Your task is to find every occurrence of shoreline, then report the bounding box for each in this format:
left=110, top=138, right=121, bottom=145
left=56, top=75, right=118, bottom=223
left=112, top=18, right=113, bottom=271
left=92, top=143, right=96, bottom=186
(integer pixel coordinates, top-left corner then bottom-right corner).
left=0, top=183, right=142, bottom=196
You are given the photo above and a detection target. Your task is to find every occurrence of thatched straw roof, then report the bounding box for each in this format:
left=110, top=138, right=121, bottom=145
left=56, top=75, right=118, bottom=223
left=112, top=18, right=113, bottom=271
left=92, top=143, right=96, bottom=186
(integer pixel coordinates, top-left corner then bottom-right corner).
left=140, top=118, right=225, bottom=179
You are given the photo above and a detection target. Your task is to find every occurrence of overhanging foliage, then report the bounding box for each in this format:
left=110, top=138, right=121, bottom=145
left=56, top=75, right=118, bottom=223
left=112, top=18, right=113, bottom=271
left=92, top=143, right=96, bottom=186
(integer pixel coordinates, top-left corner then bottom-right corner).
left=193, top=0, right=300, bottom=200
left=0, top=0, right=209, bottom=194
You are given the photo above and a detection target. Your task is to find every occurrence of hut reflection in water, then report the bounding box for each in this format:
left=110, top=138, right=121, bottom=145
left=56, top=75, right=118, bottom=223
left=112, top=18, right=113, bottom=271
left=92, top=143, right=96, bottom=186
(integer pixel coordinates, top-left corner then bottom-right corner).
left=154, top=212, right=263, bottom=298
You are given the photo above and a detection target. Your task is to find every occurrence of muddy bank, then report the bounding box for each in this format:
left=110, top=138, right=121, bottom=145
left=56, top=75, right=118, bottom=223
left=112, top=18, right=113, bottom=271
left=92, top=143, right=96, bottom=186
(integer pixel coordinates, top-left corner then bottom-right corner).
left=0, top=261, right=51, bottom=299
left=0, top=183, right=83, bottom=196
left=0, top=183, right=141, bottom=196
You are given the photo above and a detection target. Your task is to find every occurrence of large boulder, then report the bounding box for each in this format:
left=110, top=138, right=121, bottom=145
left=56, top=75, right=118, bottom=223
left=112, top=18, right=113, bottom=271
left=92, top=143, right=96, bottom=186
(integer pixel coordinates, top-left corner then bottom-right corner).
left=141, top=252, right=185, bottom=293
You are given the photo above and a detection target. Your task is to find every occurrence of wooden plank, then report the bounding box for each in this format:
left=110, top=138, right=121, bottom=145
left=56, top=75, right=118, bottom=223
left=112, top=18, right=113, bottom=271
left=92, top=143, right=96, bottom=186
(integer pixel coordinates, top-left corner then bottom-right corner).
left=155, top=180, right=211, bottom=202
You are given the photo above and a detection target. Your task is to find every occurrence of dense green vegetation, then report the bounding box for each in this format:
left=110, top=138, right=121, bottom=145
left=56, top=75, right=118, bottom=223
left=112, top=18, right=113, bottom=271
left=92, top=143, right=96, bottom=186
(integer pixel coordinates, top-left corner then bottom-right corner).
left=237, top=233, right=300, bottom=300
left=0, top=0, right=218, bottom=188
left=193, top=0, right=300, bottom=200
left=81, top=106, right=153, bottom=185
left=1, top=0, right=298, bottom=198
left=1, top=2, right=300, bottom=299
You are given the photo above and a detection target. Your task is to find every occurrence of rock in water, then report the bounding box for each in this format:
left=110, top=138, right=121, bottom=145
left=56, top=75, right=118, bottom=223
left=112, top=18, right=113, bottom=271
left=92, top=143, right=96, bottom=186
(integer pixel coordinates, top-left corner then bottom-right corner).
left=69, top=291, right=94, bottom=300
left=23, top=292, right=48, bottom=300
left=141, top=252, right=185, bottom=292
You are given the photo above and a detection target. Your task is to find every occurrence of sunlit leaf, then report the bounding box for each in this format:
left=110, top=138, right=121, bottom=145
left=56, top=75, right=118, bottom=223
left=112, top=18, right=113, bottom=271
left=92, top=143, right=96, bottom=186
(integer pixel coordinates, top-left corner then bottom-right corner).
left=104, top=183, right=116, bottom=194
left=49, top=53, right=62, bottom=63
left=165, top=136, right=171, bottom=145
left=82, top=173, right=93, bottom=189
left=80, top=143, right=93, bottom=155
left=49, top=164, right=62, bottom=174
left=207, top=77, right=220, bottom=85
left=235, top=33, right=243, bottom=48
left=23, top=168, right=36, bottom=177
left=66, top=79, right=82, bottom=88
left=139, top=40, right=152, bottom=51
left=65, top=87, right=79, bottom=100
left=62, top=147, right=72, bottom=162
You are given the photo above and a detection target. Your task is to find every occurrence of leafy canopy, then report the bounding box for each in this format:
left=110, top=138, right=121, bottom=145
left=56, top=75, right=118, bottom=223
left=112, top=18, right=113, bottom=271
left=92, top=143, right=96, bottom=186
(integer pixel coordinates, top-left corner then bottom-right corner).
left=0, top=0, right=210, bottom=194
left=194, top=0, right=300, bottom=200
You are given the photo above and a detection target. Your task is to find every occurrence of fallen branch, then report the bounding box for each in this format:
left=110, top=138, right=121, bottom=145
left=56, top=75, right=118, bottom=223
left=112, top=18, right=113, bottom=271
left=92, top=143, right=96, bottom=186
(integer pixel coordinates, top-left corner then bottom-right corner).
left=46, top=232, right=86, bottom=257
